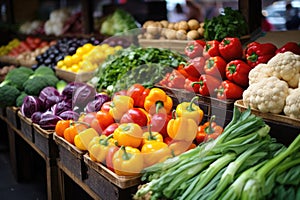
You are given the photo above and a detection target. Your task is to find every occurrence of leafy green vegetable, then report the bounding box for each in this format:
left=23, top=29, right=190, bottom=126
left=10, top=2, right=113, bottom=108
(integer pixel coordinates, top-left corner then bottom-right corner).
left=204, top=7, right=248, bottom=41
left=0, top=85, right=20, bottom=107
left=16, top=92, right=28, bottom=107
left=1, top=67, right=33, bottom=90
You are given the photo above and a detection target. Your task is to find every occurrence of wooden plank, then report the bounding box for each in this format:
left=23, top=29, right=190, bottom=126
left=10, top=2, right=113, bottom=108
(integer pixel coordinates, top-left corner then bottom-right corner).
left=18, top=111, right=34, bottom=142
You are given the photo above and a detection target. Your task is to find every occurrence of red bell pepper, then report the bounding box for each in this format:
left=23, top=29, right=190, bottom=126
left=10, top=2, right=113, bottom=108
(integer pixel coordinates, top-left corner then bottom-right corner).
left=120, top=108, right=149, bottom=127
left=184, top=40, right=205, bottom=59
left=203, top=40, right=220, bottom=59
left=101, top=101, right=112, bottom=112
left=149, top=112, right=172, bottom=138
left=184, top=76, right=200, bottom=93
left=225, top=60, right=252, bottom=87
left=184, top=56, right=206, bottom=78
left=218, top=37, right=243, bottom=61
left=204, top=56, right=227, bottom=79
left=159, top=72, right=171, bottom=87
left=102, top=123, right=119, bottom=136
left=176, top=63, right=189, bottom=78
left=215, top=80, right=244, bottom=100
left=166, top=70, right=186, bottom=89
left=245, top=42, right=277, bottom=68
left=275, top=42, right=300, bottom=55
left=192, top=74, right=222, bottom=97
left=106, top=146, right=120, bottom=172
left=126, top=83, right=150, bottom=108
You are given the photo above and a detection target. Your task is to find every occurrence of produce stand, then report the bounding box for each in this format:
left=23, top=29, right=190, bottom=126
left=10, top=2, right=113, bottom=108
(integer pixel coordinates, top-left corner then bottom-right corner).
left=18, top=110, right=34, bottom=142
left=6, top=106, right=20, bottom=129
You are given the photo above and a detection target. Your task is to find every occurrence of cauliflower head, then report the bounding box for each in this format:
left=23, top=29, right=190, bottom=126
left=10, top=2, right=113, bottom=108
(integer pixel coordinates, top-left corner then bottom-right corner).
left=283, top=88, right=300, bottom=119
left=243, top=77, right=289, bottom=114
left=267, top=51, right=300, bottom=88
left=248, top=63, right=273, bottom=85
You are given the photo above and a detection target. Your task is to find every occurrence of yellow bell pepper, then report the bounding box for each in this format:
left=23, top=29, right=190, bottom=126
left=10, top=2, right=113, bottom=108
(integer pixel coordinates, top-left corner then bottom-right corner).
left=144, top=88, right=173, bottom=115
left=113, top=146, right=143, bottom=176
left=141, top=141, right=171, bottom=167
left=167, top=117, right=198, bottom=142
left=141, top=125, right=164, bottom=147
left=88, top=135, right=116, bottom=163
left=74, top=128, right=99, bottom=151
left=175, top=96, right=203, bottom=124
left=109, top=95, right=134, bottom=121
left=113, top=123, right=143, bottom=148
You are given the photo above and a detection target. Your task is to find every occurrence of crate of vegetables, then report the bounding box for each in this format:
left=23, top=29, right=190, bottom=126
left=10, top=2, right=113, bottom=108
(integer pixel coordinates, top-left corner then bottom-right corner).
left=6, top=106, right=20, bottom=129
left=17, top=110, right=34, bottom=142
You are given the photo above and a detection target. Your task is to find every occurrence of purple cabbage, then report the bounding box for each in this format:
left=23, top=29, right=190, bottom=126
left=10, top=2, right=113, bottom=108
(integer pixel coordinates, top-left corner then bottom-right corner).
left=51, top=99, right=72, bottom=116
left=39, top=87, right=62, bottom=110
left=59, top=110, right=80, bottom=121
left=84, top=93, right=111, bottom=113
left=72, top=84, right=96, bottom=113
left=62, top=82, right=86, bottom=100
left=38, top=111, right=63, bottom=130
left=31, top=111, right=43, bottom=124
left=21, top=96, right=43, bottom=118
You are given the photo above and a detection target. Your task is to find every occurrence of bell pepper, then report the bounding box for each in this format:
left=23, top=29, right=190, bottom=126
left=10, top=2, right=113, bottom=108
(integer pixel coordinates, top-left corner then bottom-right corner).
left=225, top=60, right=252, bottom=87
left=126, top=84, right=150, bottom=108
left=184, top=76, right=200, bottom=93
left=141, top=141, right=171, bottom=167
left=149, top=112, right=172, bottom=138
left=109, top=95, right=134, bottom=121
left=176, top=63, right=189, bottom=78
left=120, top=108, right=149, bottom=127
left=113, top=146, right=144, bottom=176
left=95, top=110, right=115, bottom=131
left=169, top=140, right=196, bottom=156
left=245, top=41, right=277, bottom=68
left=167, top=70, right=186, bottom=89
left=113, top=123, right=143, bottom=148
left=184, top=56, right=206, bottom=78
left=63, top=122, right=89, bottom=145
left=101, top=101, right=112, bottom=112
left=275, top=42, right=300, bottom=55
left=218, top=37, right=243, bottom=61
left=55, top=119, right=72, bottom=137
left=88, top=135, right=116, bottom=163
left=105, top=146, right=120, bottom=172
left=215, top=80, right=244, bottom=100
left=144, top=88, right=173, bottom=115
left=159, top=72, right=171, bottom=87
left=175, top=96, right=204, bottom=124
left=184, top=40, right=205, bottom=59
left=74, top=127, right=99, bottom=151
left=196, top=115, right=223, bottom=144
left=102, top=123, right=119, bottom=136
left=192, top=74, right=222, bottom=97
left=203, top=40, right=220, bottom=59
left=141, top=125, right=164, bottom=146
left=204, top=56, right=227, bottom=79
left=167, top=116, right=198, bottom=142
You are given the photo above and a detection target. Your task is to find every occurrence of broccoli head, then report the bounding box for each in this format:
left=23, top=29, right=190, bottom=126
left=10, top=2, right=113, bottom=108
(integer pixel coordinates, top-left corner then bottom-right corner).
left=0, top=85, right=21, bottom=107
left=3, top=67, right=33, bottom=90
left=45, top=75, right=59, bottom=87
left=16, top=92, right=28, bottom=107
left=34, top=66, right=55, bottom=76
left=23, top=76, right=50, bottom=96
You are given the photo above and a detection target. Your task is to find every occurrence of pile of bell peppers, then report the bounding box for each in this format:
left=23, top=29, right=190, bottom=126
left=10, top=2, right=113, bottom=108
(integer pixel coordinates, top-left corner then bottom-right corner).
left=54, top=84, right=225, bottom=176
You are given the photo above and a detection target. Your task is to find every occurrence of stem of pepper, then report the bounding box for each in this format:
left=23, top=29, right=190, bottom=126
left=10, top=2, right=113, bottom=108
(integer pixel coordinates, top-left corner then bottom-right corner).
left=121, top=146, right=132, bottom=160
left=247, top=53, right=258, bottom=62
left=155, top=101, right=164, bottom=114
left=187, top=96, right=200, bottom=112
left=205, top=115, right=216, bottom=134
left=147, top=124, right=156, bottom=141
left=100, top=134, right=114, bottom=146
left=227, top=64, right=237, bottom=74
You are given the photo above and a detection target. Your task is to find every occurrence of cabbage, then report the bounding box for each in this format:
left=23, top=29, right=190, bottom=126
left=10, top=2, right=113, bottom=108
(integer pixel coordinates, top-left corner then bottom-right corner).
left=31, top=111, right=43, bottom=124
left=72, top=84, right=96, bottom=113
left=21, top=96, right=43, bottom=118
left=84, top=93, right=110, bottom=113
left=39, top=86, right=62, bottom=110
left=38, top=111, right=62, bottom=130
left=51, top=99, right=72, bottom=116
left=59, top=110, right=80, bottom=121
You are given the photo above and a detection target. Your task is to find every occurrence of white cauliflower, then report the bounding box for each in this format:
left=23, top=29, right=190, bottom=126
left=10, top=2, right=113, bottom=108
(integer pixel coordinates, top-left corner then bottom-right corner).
left=243, top=77, right=289, bottom=114
left=283, top=88, right=300, bottom=119
left=248, top=63, right=273, bottom=85
left=267, top=51, right=300, bottom=88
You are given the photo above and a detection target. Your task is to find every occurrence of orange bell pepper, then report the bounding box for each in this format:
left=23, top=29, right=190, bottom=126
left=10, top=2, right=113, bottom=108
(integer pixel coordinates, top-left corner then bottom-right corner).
left=113, top=146, right=143, bottom=176
left=113, top=123, right=143, bottom=148
left=109, top=95, right=134, bottom=121
left=144, top=88, right=173, bottom=115
left=196, top=115, right=224, bottom=144
left=74, top=128, right=99, bottom=151
left=55, top=119, right=72, bottom=137
left=63, top=122, right=89, bottom=144
left=167, top=116, right=198, bottom=142
left=141, top=141, right=171, bottom=167
left=175, top=96, right=204, bottom=124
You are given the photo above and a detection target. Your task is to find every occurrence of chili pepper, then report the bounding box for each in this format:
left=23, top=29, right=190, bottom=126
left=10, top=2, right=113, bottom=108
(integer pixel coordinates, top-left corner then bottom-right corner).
left=192, top=74, right=222, bottom=97
left=196, top=115, right=224, bottom=144
left=74, top=127, right=99, bottom=151
left=245, top=41, right=277, bottom=68
left=204, top=56, right=227, bottom=79
left=120, top=108, right=149, bottom=127
left=225, top=59, right=252, bottom=87
left=167, top=116, right=198, bottom=142
left=141, top=141, right=171, bottom=167
left=184, top=76, right=200, bottom=93
left=175, top=96, right=203, bottom=124
left=184, top=40, right=205, bottom=59
left=203, top=40, right=220, bottom=59
left=144, top=88, right=173, bottom=115
left=141, top=125, right=164, bottom=146
left=55, top=119, right=72, bottom=137
left=88, top=134, right=116, bottom=163
left=149, top=112, right=172, bottom=138
left=105, top=146, right=120, bottom=172
left=218, top=37, right=243, bottom=61
left=109, top=95, right=134, bottom=121
left=63, top=122, right=89, bottom=145
left=113, top=123, right=143, bottom=148
left=275, top=42, right=300, bottom=55
left=102, top=123, right=119, bottom=136
left=126, top=84, right=150, bottom=108
left=215, top=80, right=244, bottom=100
left=113, top=146, right=144, bottom=176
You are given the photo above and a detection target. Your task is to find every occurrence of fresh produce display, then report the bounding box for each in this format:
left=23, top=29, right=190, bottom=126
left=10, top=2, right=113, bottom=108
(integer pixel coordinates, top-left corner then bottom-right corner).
left=134, top=107, right=300, bottom=200
left=0, top=39, right=20, bottom=56
left=44, top=9, right=71, bottom=36
left=56, top=43, right=122, bottom=73
left=19, top=20, right=44, bottom=35
left=92, top=46, right=186, bottom=94
left=203, top=7, right=248, bottom=41
left=139, top=18, right=204, bottom=40
left=243, top=51, right=300, bottom=118
left=100, top=9, right=139, bottom=36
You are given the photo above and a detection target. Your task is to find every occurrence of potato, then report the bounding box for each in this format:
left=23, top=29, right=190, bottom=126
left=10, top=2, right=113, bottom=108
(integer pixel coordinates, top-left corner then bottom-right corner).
left=188, top=19, right=200, bottom=30
left=143, top=20, right=155, bottom=28
left=178, top=21, right=189, bottom=31
left=187, top=30, right=200, bottom=40
left=160, top=20, right=169, bottom=28
left=168, top=23, right=175, bottom=30
left=165, top=29, right=177, bottom=40
left=146, top=22, right=161, bottom=35
left=198, top=27, right=205, bottom=37
left=176, top=30, right=187, bottom=40
left=173, top=22, right=179, bottom=31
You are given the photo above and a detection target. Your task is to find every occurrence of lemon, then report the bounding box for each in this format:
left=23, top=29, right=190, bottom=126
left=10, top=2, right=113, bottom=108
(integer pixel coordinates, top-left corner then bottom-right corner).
left=56, top=60, right=64, bottom=68
left=82, top=43, right=94, bottom=53
left=70, top=64, right=80, bottom=73
left=63, top=55, right=73, bottom=67
left=71, top=54, right=81, bottom=64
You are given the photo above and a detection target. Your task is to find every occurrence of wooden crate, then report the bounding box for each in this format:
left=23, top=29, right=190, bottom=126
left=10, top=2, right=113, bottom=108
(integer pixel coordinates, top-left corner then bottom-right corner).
left=53, top=133, right=87, bottom=181
left=83, top=154, right=140, bottom=200
left=6, top=106, right=20, bottom=129
left=0, top=107, right=7, bottom=118
left=139, top=39, right=188, bottom=54
left=234, top=100, right=299, bottom=146
left=17, top=111, right=34, bottom=142
left=55, top=68, right=96, bottom=83
left=33, top=123, right=58, bottom=158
